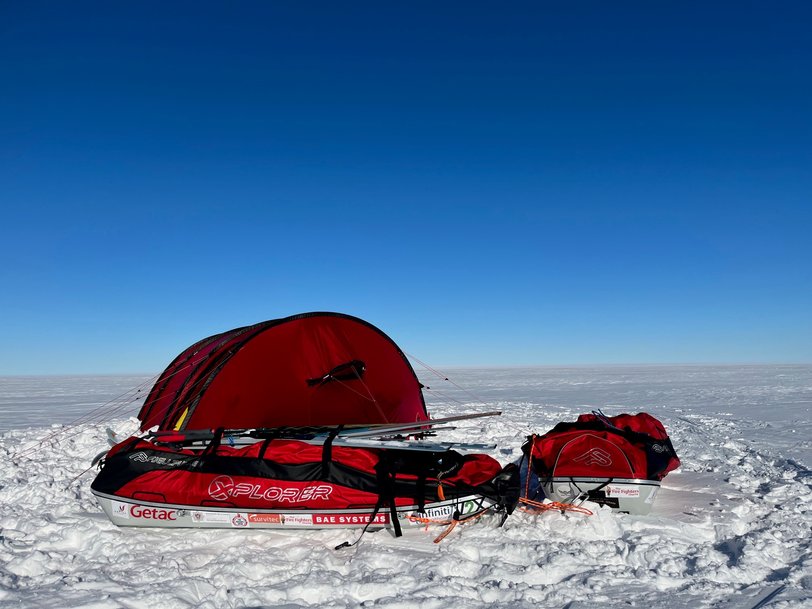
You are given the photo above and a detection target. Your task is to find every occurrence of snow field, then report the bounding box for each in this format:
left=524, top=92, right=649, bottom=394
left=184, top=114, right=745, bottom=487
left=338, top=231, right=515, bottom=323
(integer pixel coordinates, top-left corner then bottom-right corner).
left=0, top=366, right=810, bottom=608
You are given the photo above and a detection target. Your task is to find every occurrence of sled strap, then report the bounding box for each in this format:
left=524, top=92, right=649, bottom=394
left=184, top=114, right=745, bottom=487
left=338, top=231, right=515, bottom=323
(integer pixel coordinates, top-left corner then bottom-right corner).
left=307, top=360, right=366, bottom=387
left=201, top=428, right=225, bottom=457
left=333, top=453, right=402, bottom=550
left=320, top=425, right=344, bottom=478
left=415, top=470, right=427, bottom=513
left=334, top=459, right=401, bottom=550
left=258, top=435, right=276, bottom=460
left=570, top=478, right=612, bottom=505
left=389, top=494, right=402, bottom=538
left=334, top=493, right=387, bottom=550
left=376, top=454, right=402, bottom=538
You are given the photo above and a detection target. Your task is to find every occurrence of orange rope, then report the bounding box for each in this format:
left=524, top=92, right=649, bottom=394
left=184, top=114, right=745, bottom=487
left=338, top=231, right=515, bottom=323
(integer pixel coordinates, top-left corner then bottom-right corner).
left=524, top=434, right=536, bottom=497
left=406, top=511, right=485, bottom=543
left=518, top=496, right=593, bottom=516
left=432, top=519, right=458, bottom=543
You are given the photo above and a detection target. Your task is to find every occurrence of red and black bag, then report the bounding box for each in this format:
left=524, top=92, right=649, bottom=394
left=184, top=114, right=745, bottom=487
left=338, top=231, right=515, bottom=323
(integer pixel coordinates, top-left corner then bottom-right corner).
left=522, top=411, right=680, bottom=513
left=526, top=411, right=680, bottom=481
left=92, top=434, right=520, bottom=534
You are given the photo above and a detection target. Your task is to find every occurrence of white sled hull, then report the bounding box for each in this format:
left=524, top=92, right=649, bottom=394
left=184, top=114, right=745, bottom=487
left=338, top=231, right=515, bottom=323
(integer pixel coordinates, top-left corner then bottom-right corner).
left=92, top=490, right=498, bottom=530
left=542, top=477, right=660, bottom=515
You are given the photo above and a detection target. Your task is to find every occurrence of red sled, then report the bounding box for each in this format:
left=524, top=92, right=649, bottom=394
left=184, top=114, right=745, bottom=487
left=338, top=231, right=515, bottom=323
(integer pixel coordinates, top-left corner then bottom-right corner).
left=91, top=433, right=518, bottom=533
left=522, top=411, right=680, bottom=514
left=90, top=313, right=519, bottom=535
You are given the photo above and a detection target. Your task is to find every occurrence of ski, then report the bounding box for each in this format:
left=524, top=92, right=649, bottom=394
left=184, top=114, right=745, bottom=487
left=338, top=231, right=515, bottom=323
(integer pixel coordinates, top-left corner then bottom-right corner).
left=148, top=411, right=502, bottom=446
left=337, top=411, right=502, bottom=438
left=147, top=430, right=497, bottom=453
left=333, top=436, right=497, bottom=452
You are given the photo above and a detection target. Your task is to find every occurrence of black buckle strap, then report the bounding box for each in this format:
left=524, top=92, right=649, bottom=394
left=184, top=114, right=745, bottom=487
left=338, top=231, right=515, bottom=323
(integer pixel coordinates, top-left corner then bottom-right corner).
left=321, top=425, right=344, bottom=478
left=201, top=427, right=224, bottom=457
left=334, top=450, right=403, bottom=550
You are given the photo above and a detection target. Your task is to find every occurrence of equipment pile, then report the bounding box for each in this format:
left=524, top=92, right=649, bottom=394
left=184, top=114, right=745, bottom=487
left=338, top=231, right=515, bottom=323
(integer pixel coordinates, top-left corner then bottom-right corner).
left=89, top=312, right=679, bottom=541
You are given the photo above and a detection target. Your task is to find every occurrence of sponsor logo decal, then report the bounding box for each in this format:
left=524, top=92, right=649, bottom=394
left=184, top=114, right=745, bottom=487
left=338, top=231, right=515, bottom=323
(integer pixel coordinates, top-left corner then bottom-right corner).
left=606, top=486, right=641, bottom=498
left=417, top=504, right=455, bottom=520
left=312, top=513, right=389, bottom=526
left=282, top=514, right=313, bottom=526
left=128, top=451, right=185, bottom=468
left=208, top=476, right=234, bottom=501
left=231, top=514, right=248, bottom=528
left=247, top=513, right=284, bottom=525
left=111, top=500, right=130, bottom=519
left=461, top=500, right=480, bottom=515
left=130, top=505, right=177, bottom=521
left=207, top=475, right=333, bottom=503
left=410, top=498, right=486, bottom=521
left=191, top=511, right=232, bottom=524
left=572, top=447, right=613, bottom=467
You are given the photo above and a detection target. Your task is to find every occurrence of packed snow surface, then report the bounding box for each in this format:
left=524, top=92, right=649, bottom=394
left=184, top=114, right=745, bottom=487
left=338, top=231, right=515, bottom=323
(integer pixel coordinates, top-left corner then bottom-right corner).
left=1, top=365, right=810, bottom=608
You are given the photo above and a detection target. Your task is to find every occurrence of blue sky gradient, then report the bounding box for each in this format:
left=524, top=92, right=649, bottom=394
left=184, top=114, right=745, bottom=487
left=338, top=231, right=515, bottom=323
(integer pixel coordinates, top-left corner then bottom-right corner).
left=1, top=2, right=810, bottom=373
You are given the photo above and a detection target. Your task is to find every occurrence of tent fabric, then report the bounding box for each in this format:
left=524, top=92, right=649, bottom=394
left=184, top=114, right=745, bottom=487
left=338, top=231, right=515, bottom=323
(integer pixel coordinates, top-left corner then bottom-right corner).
left=137, top=313, right=428, bottom=431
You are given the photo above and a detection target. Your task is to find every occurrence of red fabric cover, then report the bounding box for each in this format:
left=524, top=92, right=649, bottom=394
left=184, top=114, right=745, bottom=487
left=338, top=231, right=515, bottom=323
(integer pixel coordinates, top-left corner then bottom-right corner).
left=576, top=412, right=671, bottom=441
left=117, top=467, right=387, bottom=509
left=111, top=438, right=504, bottom=510
left=528, top=412, right=680, bottom=481
left=137, top=330, right=238, bottom=430
left=138, top=313, right=427, bottom=431
left=530, top=431, right=645, bottom=478
left=451, top=454, right=507, bottom=487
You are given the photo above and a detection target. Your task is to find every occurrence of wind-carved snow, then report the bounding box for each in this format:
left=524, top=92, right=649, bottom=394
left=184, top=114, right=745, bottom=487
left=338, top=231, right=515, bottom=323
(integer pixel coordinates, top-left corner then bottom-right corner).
left=1, top=366, right=810, bottom=608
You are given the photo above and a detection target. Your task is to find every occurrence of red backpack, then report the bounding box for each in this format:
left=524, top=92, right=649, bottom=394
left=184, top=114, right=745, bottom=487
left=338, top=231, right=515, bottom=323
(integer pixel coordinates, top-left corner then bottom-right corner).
left=524, top=411, right=680, bottom=482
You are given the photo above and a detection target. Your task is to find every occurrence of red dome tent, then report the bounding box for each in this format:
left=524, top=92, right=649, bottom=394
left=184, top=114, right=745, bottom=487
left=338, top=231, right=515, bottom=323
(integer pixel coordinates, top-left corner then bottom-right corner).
left=138, top=312, right=428, bottom=432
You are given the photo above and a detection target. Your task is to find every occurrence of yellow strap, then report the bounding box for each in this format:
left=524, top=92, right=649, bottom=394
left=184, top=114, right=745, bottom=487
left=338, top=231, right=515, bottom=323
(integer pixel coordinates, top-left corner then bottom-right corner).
left=173, top=407, right=189, bottom=431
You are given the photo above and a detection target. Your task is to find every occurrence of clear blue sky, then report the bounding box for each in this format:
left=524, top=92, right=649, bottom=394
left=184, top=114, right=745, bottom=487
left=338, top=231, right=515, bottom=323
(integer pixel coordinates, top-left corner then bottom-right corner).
left=1, top=2, right=810, bottom=374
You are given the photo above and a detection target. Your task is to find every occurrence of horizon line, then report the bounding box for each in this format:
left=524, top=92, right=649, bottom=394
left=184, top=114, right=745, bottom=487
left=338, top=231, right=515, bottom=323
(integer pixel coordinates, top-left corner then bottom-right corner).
left=2, top=361, right=811, bottom=378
